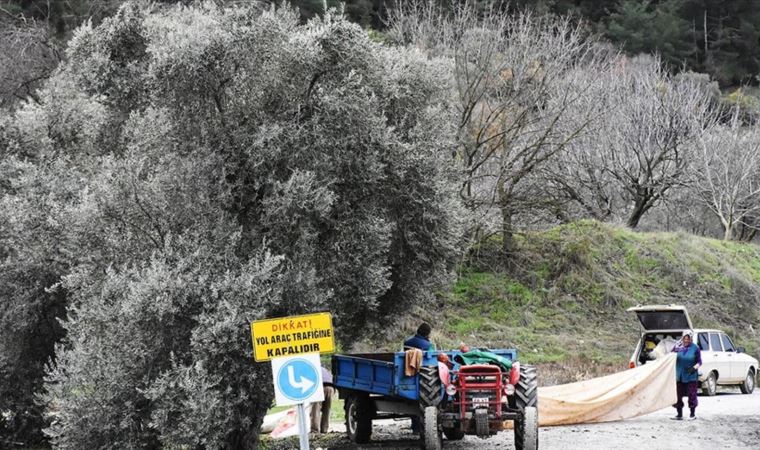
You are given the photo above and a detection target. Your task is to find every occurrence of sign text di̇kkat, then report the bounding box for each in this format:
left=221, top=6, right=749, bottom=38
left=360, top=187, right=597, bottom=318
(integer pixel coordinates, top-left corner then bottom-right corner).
left=250, top=312, right=335, bottom=362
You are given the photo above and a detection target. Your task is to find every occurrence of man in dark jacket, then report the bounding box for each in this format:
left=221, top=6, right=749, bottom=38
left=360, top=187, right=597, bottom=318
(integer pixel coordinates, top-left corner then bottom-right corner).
left=404, top=323, right=435, bottom=351
left=403, top=322, right=434, bottom=435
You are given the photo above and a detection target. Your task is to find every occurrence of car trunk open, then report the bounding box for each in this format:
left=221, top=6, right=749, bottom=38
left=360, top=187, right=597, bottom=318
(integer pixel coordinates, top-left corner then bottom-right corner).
left=627, top=305, right=693, bottom=331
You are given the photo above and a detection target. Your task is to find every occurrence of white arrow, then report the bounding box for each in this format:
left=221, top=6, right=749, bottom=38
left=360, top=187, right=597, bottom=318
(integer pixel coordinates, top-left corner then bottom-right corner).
left=287, top=365, right=315, bottom=394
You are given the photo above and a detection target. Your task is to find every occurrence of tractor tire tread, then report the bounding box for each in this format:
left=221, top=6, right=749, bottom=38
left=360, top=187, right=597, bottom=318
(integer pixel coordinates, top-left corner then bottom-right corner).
left=515, top=364, right=538, bottom=410
left=419, top=366, right=443, bottom=407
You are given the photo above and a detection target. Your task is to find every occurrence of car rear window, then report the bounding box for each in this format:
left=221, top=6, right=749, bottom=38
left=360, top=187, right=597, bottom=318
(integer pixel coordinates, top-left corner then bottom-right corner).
left=710, top=333, right=723, bottom=351
left=698, top=333, right=709, bottom=351
left=721, top=334, right=735, bottom=352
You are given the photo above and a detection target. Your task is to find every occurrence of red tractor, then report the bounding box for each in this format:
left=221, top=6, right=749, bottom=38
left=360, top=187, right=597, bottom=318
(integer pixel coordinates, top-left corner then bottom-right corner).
left=333, top=349, right=539, bottom=449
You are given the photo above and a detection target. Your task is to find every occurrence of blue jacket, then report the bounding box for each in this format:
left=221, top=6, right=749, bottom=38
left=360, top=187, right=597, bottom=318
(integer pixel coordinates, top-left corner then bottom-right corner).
left=674, top=343, right=702, bottom=383
left=404, top=334, right=433, bottom=351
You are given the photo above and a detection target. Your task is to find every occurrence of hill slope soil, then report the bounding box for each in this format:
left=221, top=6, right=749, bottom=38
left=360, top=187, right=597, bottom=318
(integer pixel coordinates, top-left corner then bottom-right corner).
left=355, top=220, right=760, bottom=385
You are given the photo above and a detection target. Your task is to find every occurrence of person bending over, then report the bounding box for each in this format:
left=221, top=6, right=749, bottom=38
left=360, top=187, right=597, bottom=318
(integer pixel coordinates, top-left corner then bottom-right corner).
left=310, top=366, right=334, bottom=433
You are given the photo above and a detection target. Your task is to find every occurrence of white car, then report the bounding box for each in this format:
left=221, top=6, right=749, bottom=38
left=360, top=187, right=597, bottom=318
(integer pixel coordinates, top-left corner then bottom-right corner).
left=627, top=305, right=758, bottom=396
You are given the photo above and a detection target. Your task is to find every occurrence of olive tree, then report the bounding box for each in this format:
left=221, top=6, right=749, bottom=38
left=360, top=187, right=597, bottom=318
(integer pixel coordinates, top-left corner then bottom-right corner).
left=0, top=2, right=462, bottom=448
left=0, top=17, right=62, bottom=108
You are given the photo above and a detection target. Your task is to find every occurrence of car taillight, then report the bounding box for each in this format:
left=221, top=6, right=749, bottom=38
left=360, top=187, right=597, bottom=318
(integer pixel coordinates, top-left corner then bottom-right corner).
left=629, top=361, right=636, bottom=369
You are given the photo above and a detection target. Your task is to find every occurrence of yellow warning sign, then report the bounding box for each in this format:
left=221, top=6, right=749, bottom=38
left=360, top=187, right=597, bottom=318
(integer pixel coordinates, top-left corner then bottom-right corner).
left=250, top=312, right=335, bottom=362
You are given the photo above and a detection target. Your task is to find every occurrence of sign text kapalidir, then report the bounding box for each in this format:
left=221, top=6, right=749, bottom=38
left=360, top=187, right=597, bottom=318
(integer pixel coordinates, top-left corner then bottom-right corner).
left=250, top=312, right=335, bottom=362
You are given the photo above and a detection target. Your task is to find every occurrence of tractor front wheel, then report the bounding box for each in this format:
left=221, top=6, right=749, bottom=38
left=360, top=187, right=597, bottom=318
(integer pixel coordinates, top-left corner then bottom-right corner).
left=514, top=406, right=538, bottom=450
left=421, top=405, right=442, bottom=450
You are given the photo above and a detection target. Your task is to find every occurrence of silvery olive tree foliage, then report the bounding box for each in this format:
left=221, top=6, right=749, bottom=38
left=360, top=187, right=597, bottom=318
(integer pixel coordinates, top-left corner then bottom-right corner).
left=0, top=1, right=461, bottom=447
left=387, top=0, right=605, bottom=254
left=0, top=16, right=62, bottom=108
left=693, top=109, right=760, bottom=240
left=548, top=55, right=720, bottom=228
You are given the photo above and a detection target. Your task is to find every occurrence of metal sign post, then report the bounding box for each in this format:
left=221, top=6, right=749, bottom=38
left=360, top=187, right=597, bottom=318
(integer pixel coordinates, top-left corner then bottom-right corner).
left=296, top=403, right=309, bottom=450
left=251, top=312, right=335, bottom=449
left=269, top=353, right=324, bottom=449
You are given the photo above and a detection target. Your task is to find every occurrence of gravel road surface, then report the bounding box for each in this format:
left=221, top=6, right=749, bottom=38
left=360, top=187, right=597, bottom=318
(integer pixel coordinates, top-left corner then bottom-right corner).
left=284, top=390, right=759, bottom=450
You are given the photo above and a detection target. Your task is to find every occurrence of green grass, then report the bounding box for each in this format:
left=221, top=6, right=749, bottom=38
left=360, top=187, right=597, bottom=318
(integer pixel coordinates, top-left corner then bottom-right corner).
left=375, top=221, right=760, bottom=384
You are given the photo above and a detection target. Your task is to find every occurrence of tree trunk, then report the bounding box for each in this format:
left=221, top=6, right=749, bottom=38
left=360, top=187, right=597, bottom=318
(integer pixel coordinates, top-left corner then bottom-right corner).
left=626, top=197, right=649, bottom=229
left=724, top=221, right=735, bottom=241
left=497, top=174, right=515, bottom=259
left=501, top=204, right=515, bottom=257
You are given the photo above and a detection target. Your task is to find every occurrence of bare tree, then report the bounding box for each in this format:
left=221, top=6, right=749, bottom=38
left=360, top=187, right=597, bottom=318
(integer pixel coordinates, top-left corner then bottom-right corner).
left=388, top=0, right=605, bottom=254
left=609, top=57, right=719, bottom=228
left=548, top=55, right=719, bottom=229
left=540, top=51, right=623, bottom=224
left=694, top=110, right=760, bottom=240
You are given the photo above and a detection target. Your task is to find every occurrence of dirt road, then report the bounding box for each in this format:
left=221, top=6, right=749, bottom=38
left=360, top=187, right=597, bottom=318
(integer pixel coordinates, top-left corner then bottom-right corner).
left=294, top=390, right=760, bottom=450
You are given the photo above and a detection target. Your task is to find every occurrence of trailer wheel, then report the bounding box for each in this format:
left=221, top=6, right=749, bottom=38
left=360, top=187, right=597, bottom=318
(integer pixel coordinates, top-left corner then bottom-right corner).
left=345, top=394, right=373, bottom=444
left=419, top=366, right=443, bottom=407
left=421, top=405, right=442, bottom=450
left=443, top=428, right=465, bottom=440
left=514, top=406, right=538, bottom=450
left=515, top=364, right=538, bottom=410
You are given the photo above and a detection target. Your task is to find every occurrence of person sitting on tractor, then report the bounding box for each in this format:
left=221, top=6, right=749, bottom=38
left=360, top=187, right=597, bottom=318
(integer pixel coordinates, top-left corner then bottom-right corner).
left=403, top=322, right=435, bottom=435
left=404, top=322, right=436, bottom=351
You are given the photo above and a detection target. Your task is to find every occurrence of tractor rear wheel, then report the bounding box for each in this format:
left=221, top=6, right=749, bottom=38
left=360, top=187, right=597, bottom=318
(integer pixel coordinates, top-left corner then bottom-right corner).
left=419, top=366, right=443, bottom=407
left=515, top=364, right=538, bottom=410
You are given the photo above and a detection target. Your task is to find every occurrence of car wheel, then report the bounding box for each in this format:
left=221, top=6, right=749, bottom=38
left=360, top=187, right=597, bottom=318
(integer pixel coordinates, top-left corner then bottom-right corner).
left=740, top=370, right=755, bottom=394
left=701, top=372, right=717, bottom=396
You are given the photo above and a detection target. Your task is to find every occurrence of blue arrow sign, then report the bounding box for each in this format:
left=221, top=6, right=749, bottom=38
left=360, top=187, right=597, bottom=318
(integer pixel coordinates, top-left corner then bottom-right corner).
left=276, top=357, right=319, bottom=402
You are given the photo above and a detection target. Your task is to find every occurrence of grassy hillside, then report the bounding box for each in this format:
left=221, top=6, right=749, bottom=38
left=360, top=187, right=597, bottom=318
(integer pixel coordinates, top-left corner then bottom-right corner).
left=358, top=220, right=760, bottom=385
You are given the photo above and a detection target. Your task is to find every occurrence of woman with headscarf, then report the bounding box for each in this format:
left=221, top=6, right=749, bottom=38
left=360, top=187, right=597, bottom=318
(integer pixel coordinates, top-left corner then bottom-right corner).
left=671, top=330, right=702, bottom=420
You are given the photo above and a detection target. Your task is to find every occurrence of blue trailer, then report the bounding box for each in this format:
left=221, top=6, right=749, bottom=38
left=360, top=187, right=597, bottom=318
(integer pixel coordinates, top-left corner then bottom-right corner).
left=332, top=349, right=538, bottom=450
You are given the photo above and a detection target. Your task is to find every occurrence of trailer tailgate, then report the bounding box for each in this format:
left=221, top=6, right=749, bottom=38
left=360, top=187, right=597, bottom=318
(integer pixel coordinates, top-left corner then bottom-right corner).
left=333, top=354, right=396, bottom=396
